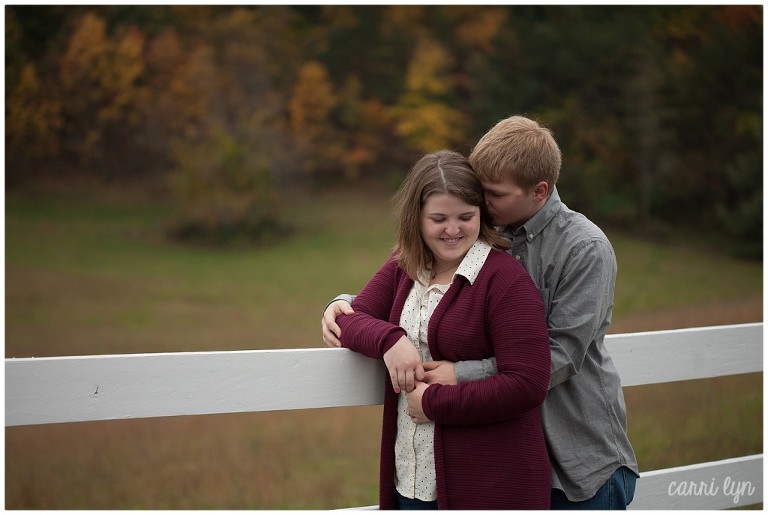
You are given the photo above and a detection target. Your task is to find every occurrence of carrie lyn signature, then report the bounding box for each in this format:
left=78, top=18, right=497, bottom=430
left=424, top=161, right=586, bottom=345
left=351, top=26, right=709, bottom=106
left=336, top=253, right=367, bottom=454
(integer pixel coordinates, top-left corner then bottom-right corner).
left=668, top=477, right=756, bottom=504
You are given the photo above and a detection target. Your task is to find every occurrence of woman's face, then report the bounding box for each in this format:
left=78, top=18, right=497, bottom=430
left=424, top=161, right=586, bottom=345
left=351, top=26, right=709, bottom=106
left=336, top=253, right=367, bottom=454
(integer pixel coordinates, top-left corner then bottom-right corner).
left=420, top=193, right=481, bottom=270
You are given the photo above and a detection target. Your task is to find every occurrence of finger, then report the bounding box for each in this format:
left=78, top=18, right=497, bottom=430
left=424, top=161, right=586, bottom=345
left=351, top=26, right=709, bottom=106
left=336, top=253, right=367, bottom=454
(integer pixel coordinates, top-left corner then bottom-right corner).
left=422, top=360, right=440, bottom=371
left=321, top=324, right=341, bottom=348
left=332, top=300, right=355, bottom=316
left=322, top=331, right=340, bottom=348
left=405, top=369, right=415, bottom=393
left=390, top=370, right=401, bottom=394
left=328, top=321, right=342, bottom=342
left=414, top=363, right=426, bottom=382
left=400, top=369, right=412, bottom=393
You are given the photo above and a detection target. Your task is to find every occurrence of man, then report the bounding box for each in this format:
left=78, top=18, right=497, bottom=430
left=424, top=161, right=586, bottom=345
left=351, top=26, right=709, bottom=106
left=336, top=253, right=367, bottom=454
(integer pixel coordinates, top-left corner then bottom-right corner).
left=322, top=115, right=638, bottom=509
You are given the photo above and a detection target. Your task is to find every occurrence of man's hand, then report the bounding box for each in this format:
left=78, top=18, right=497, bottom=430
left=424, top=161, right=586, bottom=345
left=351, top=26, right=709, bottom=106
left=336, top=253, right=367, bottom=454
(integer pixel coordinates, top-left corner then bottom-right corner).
left=383, top=336, right=425, bottom=393
left=422, top=360, right=457, bottom=385
left=405, top=382, right=430, bottom=424
left=321, top=300, right=355, bottom=348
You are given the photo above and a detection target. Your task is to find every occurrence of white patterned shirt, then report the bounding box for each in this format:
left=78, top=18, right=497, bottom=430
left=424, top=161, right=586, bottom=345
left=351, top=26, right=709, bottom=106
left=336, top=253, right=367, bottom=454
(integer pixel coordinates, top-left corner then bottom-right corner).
left=394, top=240, right=492, bottom=501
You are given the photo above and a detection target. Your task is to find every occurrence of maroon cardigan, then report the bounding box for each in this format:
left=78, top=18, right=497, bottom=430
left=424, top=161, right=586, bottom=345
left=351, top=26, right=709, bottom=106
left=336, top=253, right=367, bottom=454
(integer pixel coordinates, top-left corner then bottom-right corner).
left=337, top=248, right=551, bottom=509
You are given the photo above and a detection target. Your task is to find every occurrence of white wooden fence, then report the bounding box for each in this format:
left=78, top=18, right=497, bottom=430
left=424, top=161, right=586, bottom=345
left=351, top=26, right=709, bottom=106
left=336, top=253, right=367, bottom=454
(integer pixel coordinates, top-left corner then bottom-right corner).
left=6, top=322, right=763, bottom=509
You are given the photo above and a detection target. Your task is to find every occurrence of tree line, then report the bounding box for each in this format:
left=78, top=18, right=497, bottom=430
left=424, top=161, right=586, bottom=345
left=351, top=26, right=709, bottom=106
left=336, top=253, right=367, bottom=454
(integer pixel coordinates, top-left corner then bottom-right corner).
left=5, top=5, right=762, bottom=256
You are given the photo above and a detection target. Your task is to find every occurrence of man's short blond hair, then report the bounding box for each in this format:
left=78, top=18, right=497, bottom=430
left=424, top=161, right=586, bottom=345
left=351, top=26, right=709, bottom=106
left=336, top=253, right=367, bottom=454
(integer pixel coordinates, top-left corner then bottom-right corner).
left=469, top=115, right=561, bottom=193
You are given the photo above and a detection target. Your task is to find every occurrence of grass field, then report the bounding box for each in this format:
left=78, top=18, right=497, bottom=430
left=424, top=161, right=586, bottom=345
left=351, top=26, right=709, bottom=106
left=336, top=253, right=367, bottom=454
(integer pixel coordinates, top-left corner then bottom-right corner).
left=5, top=183, right=763, bottom=509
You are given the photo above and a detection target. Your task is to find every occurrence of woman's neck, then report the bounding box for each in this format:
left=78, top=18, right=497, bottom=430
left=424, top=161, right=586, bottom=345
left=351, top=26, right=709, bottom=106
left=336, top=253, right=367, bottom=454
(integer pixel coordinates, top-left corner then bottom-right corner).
left=429, top=261, right=460, bottom=284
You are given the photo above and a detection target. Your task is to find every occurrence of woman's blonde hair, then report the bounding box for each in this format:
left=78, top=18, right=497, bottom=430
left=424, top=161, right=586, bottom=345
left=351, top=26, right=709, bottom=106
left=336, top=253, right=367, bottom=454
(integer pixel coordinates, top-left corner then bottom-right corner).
left=469, top=115, right=561, bottom=193
left=392, top=150, right=510, bottom=283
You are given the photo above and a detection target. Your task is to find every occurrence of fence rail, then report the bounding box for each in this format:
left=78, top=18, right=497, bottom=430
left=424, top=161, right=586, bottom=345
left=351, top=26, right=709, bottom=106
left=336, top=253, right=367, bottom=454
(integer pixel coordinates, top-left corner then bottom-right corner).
left=6, top=322, right=763, bottom=509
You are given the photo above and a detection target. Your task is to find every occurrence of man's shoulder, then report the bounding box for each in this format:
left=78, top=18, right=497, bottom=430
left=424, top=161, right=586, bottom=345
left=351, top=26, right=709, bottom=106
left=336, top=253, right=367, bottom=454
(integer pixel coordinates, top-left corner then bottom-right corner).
left=550, top=202, right=611, bottom=246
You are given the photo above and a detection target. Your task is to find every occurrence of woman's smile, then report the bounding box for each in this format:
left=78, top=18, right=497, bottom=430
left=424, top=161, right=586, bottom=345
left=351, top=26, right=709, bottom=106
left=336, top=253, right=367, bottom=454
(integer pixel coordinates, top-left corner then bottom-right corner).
left=440, top=236, right=464, bottom=246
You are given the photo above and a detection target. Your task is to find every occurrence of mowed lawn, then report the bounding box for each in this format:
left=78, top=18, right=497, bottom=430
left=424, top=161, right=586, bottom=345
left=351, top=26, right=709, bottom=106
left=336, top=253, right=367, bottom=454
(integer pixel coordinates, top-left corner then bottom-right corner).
left=5, top=184, right=763, bottom=509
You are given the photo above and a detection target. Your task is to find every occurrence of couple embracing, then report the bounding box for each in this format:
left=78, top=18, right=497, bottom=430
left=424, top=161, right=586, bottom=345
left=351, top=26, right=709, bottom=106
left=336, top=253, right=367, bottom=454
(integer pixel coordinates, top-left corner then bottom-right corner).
left=322, top=115, right=638, bottom=510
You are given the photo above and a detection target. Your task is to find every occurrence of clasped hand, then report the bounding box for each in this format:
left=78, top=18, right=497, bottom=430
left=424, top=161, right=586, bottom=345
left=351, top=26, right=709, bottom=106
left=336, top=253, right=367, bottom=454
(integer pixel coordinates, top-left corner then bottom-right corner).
left=321, top=300, right=457, bottom=424
left=383, top=336, right=425, bottom=394
left=385, top=338, right=458, bottom=424
left=384, top=338, right=428, bottom=424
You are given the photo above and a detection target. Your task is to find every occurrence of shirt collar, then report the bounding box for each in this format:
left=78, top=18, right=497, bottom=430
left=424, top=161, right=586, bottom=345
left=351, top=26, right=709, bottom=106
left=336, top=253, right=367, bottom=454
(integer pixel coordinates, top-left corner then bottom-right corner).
left=509, top=186, right=563, bottom=242
left=454, top=240, right=492, bottom=285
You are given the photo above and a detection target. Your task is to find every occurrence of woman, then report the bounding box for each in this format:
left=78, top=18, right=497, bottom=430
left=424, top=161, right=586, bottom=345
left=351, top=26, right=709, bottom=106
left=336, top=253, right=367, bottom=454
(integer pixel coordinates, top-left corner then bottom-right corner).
left=336, top=150, right=551, bottom=509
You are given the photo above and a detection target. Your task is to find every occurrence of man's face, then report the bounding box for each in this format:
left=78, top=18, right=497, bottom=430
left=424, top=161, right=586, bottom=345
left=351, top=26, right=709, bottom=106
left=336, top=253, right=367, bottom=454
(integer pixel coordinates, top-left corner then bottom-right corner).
left=481, top=178, right=539, bottom=228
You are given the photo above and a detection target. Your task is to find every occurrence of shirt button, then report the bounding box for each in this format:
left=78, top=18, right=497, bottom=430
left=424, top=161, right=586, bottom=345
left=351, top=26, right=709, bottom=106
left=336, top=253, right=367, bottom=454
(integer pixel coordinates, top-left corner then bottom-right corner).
left=515, top=255, right=521, bottom=260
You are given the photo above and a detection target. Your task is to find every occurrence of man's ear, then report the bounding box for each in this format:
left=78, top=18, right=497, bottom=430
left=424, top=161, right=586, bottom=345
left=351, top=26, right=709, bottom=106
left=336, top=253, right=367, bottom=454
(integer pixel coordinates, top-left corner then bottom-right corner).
left=532, top=181, right=549, bottom=202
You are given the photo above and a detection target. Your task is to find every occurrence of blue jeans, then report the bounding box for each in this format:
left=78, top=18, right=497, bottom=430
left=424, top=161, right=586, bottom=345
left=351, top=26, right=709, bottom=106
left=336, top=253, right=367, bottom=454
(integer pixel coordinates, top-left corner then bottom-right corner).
left=396, top=491, right=438, bottom=510
left=551, top=466, right=637, bottom=510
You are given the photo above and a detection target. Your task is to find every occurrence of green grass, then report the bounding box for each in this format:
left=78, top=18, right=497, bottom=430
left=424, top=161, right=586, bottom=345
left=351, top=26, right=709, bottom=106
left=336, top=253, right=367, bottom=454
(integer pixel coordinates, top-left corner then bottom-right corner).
left=4, top=184, right=763, bottom=508
left=5, top=185, right=396, bottom=357
left=609, top=230, right=762, bottom=317
left=6, top=188, right=762, bottom=357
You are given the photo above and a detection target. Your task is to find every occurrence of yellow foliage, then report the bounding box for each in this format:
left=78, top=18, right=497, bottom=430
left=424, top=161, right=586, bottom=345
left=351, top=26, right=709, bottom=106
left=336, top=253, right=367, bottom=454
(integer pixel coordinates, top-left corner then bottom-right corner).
left=380, top=5, right=427, bottom=36
left=391, top=35, right=468, bottom=152
left=6, top=64, right=63, bottom=155
left=405, top=36, right=455, bottom=96
left=289, top=61, right=338, bottom=135
left=391, top=98, right=467, bottom=153
left=59, top=12, right=110, bottom=93
left=101, top=27, right=148, bottom=123
left=57, top=12, right=148, bottom=159
left=288, top=61, right=347, bottom=175
left=454, top=8, right=508, bottom=52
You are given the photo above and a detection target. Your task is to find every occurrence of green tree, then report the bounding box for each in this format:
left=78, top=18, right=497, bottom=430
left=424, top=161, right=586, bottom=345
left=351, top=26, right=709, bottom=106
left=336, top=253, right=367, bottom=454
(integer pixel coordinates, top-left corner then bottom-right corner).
left=657, top=5, right=762, bottom=255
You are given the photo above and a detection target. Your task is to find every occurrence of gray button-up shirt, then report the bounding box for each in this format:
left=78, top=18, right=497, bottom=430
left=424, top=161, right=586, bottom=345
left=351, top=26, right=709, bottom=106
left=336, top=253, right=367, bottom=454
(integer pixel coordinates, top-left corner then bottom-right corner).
left=456, top=188, right=638, bottom=501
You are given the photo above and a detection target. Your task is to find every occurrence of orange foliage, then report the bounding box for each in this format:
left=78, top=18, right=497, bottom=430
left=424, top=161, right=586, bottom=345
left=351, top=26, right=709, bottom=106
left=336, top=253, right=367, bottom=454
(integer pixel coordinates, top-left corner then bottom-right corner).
left=57, top=12, right=148, bottom=163
left=454, top=8, right=508, bottom=52
left=289, top=62, right=338, bottom=135
left=6, top=64, right=63, bottom=156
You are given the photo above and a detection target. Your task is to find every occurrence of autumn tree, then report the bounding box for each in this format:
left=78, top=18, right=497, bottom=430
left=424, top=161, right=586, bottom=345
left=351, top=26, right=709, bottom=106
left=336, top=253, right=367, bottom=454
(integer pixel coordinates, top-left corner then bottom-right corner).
left=390, top=34, right=469, bottom=153
left=160, top=7, right=300, bottom=246
left=289, top=61, right=343, bottom=177
left=6, top=64, right=63, bottom=183
left=5, top=5, right=761, bottom=255
left=57, top=12, right=148, bottom=176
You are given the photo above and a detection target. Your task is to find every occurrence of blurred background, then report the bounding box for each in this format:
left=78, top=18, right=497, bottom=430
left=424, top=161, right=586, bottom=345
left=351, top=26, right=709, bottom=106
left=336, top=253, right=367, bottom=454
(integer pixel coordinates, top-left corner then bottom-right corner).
left=5, top=4, right=763, bottom=509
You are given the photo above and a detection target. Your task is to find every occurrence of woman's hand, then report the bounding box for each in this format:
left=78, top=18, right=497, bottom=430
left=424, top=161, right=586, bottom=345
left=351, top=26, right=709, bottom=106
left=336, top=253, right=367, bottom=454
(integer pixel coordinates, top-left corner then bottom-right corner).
left=383, top=336, right=425, bottom=393
left=405, top=382, right=430, bottom=424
